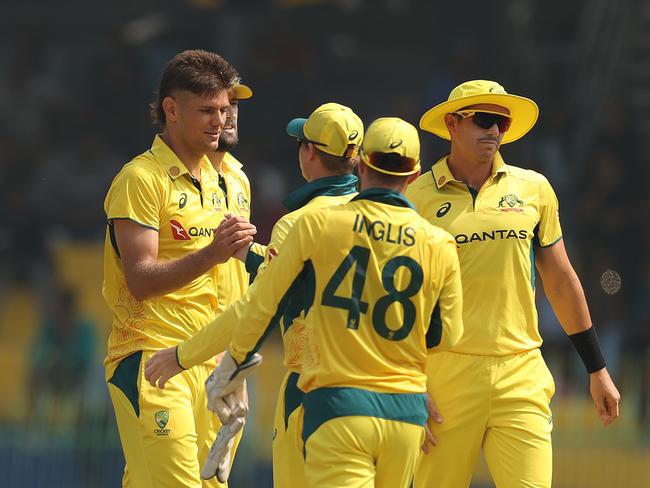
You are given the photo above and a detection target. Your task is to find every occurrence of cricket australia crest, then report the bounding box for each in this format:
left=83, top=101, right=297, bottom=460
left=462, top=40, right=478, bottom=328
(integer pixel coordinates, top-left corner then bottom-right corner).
left=498, top=194, right=524, bottom=212
left=154, top=410, right=170, bottom=435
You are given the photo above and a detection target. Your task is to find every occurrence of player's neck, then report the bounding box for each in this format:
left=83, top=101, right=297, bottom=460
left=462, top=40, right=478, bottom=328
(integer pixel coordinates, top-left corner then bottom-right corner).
left=359, top=179, right=405, bottom=194
left=305, top=160, right=339, bottom=182
left=160, top=130, right=204, bottom=178
left=447, top=149, right=493, bottom=191
left=206, top=151, right=226, bottom=174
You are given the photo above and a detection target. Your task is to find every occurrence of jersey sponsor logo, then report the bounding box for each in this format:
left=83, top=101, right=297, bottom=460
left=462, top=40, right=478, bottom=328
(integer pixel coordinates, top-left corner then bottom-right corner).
left=455, top=229, right=528, bottom=245
left=170, top=220, right=191, bottom=240
left=389, top=139, right=403, bottom=149
left=498, top=194, right=524, bottom=212
left=236, top=192, right=249, bottom=211
left=189, top=226, right=218, bottom=238
left=436, top=202, right=452, bottom=217
left=154, top=409, right=170, bottom=436
left=179, top=192, right=187, bottom=209
left=352, top=214, right=415, bottom=247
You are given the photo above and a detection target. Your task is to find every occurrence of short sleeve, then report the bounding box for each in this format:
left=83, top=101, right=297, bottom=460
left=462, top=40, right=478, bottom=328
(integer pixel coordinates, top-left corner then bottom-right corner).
left=104, top=164, right=163, bottom=231
left=534, top=176, right=562, bottom=247
left=426, top=236, right=463, bottom=351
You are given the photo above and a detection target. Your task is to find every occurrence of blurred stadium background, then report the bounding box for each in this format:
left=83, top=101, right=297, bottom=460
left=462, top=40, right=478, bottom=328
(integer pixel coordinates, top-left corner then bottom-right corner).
left=1, top=0, right=648, bottom=486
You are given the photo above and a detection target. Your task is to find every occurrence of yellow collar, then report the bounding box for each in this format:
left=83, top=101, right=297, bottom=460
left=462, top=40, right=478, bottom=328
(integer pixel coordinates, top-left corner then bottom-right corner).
left=431, top=152, right=509, bottom=189
left=150, top=134, right=212, bottom=180
left=222, top=152, right=243, bottom=172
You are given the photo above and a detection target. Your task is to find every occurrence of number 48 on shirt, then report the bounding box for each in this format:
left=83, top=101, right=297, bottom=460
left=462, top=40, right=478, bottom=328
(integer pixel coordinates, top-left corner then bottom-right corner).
left=321, top=245, right=423, bottom=341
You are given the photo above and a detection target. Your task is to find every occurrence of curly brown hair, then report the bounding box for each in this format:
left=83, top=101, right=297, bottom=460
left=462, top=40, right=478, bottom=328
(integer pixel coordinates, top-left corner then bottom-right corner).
left=149, top=49, right=241, bottom=126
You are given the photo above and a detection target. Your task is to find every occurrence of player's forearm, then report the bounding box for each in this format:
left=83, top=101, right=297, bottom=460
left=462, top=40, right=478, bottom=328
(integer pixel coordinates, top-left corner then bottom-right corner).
left=177, top=279, right=276, bottom=367
left=542, top=268, right=593, bottom=335
left=177, top=317, right=236, bottom=369
left=126, top=245, right=219, bottom=301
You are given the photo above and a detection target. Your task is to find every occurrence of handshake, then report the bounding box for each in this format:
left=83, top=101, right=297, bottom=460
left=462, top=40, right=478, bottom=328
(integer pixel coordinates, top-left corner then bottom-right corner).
left=201, top=352, right=263, bottom=483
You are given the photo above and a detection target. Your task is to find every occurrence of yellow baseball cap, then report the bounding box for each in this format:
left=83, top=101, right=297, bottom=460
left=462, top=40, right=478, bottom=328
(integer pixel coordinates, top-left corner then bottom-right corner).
left=360, top=117, right=421, bottom=176
left=419, top=80, right=538, bottom=144
left=232, top=83, right=252, bottom=99
left=286, top=102, right=363, bottom=157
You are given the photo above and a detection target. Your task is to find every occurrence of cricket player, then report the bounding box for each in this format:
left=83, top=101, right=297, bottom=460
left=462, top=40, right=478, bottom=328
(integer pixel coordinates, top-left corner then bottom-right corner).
left=205, top=83, right=257, bottom=314
left=103, top=49, right=256, bottom=487
left=242, top=102, right=363, bottom=487
left=145, top=117, right=465, bottom=488
left=407, top=80, right=621, bottom=488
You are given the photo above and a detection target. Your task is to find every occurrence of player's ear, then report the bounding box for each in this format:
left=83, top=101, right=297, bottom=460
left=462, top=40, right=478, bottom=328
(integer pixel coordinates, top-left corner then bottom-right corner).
left=444, top=113, right=457, bottom=135
left=162, top=96, right=177, bottom=122
left=407, top=168, right=421, bottom=185
left=306, top=142, right=318, bottom=160
left=357, top=159, right=368, bottom=177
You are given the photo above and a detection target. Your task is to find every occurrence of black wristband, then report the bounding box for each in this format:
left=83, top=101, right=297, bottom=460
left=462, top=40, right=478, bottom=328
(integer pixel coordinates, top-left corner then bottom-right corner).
left=175, top=346, right=187, bottom=370
left=568, top=327, right=606, bottom=374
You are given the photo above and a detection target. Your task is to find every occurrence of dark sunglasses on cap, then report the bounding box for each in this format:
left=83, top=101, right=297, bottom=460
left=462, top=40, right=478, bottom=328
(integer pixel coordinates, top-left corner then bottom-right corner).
left=297, top=137, right=327, bottom=148
left=453, top=110, right=512, bottom=133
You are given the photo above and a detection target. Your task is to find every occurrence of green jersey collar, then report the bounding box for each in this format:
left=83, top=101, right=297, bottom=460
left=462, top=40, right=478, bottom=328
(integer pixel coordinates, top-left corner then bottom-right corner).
left=283, top=174, right=358, bottom=211
left=351, top=188, right=415, bottom=210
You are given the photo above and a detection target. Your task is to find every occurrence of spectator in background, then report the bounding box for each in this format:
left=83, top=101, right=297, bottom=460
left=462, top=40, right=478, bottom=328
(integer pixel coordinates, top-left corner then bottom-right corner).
left=0, top=178, right=53, bottom=306
left=28, top=287, right=96, bottom=425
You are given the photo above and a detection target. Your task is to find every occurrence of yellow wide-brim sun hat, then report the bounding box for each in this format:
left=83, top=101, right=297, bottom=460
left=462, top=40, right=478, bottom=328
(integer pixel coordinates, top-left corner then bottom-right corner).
left=419, top=80, right=539, bottom=144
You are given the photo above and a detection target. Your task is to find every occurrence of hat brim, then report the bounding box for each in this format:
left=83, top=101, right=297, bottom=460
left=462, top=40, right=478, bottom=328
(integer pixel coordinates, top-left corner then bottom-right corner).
left=233, top=84, right=253, bottom=100
left=286, top=118, right=307, bottom=138
left=419, top=93, right=539, bottom=144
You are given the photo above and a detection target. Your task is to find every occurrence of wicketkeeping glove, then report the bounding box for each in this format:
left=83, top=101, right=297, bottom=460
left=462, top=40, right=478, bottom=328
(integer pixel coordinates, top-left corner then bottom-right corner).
left=205, top=351, right=262, bottom=412
left=200, top=415, right=245, bottom=482
left=210, top=379, right=248, bottom=425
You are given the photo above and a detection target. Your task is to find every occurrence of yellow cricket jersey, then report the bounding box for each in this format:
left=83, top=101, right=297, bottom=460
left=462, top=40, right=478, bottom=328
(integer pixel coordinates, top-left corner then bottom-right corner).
left=103, top=135, right=251, bottom=378
left=405, top=153, right=562, bottom=356
left=178, top=188, right=463, bottom=394
left=243, top=174, right=359, bottom=373
left=211, top=152, right=252, bottom=312
left=244, top=175, right=359, bottom=276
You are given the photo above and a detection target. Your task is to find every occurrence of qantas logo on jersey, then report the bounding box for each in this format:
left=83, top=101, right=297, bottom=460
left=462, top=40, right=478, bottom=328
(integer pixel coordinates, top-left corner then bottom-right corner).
left=170, top=220, right=191, bottom=240
left=455, top=229, right=529, bottom=245
left=189, top=227, right=220, bottom=237
left=170, top=220, right=219, bottom=240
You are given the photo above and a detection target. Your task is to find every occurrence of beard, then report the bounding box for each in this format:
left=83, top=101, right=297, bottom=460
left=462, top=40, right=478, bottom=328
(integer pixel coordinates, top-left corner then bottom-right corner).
left=218, top=130, right=239, bottom=152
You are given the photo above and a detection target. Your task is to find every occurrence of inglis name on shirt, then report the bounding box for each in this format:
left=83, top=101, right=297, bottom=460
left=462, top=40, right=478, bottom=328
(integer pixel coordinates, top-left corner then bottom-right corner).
left=352, top=214, right=416, bottom=247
